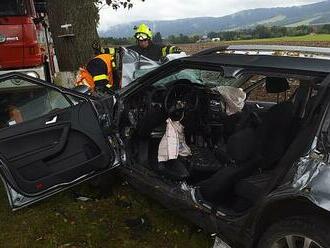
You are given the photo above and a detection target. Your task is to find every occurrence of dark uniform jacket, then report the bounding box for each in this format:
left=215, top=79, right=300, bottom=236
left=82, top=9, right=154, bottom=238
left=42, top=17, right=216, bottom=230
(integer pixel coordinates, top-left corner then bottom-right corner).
left=127, top=43, right=181, bottom=62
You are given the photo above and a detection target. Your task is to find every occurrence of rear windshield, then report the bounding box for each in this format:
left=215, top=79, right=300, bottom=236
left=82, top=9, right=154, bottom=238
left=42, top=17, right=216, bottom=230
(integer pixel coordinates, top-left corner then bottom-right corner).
left=0, top=0, right=27, bottom=17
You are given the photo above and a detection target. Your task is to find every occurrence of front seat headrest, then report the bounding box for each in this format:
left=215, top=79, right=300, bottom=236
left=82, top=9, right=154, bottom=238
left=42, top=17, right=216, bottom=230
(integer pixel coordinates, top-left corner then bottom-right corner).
left=265, top=77, right=290, bottom=93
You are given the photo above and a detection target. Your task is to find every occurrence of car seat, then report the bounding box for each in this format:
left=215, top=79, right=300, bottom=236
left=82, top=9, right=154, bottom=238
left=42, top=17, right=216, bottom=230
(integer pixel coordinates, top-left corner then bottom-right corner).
left=233, top=81, right=312, bottom=203
left=195, top=77, right=295, bottom=205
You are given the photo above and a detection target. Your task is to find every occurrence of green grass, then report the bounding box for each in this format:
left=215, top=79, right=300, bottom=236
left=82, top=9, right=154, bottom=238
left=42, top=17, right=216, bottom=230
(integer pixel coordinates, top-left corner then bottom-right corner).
left=0, top=182, right=212, bottom=248
left=223, top=34, right=330, bottom=44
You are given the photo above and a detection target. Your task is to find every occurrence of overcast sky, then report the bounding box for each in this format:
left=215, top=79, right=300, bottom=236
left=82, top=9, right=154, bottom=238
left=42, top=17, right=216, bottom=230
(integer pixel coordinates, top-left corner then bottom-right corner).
left=98, top=0, right=324, bottom=31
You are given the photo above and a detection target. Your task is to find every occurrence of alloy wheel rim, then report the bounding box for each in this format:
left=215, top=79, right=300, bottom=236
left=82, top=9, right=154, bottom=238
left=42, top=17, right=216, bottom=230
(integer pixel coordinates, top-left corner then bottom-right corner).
left=271, top=235, right=323, bottom=248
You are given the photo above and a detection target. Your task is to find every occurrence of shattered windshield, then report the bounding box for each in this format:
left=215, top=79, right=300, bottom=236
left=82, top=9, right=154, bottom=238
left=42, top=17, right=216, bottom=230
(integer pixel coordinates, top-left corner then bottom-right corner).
left=153, top=68, right=241, bottom=87
left=121, top=48, right=188, bottom=88
left=121, top=48, right=162, bottom=88
left=120, top=48, right=241, bottom=88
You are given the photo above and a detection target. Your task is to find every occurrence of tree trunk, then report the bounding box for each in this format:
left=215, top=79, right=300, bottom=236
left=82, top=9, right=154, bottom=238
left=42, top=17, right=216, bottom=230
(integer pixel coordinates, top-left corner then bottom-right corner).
left=47, top=0, right=99, bottom=71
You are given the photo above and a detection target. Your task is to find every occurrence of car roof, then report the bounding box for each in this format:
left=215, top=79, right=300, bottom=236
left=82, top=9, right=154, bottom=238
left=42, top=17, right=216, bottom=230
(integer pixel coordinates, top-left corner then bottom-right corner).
left=181, top=46, right=330, bottom=74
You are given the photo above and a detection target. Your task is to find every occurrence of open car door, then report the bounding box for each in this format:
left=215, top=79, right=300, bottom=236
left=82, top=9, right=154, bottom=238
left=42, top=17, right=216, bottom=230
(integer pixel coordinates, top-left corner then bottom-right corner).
left=0, top=73, right=121, bottom=210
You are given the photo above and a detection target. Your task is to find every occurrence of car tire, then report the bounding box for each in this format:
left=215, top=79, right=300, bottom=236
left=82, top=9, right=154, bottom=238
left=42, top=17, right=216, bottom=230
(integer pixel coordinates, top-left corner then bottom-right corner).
left=257, top=216, right=330, bottom=248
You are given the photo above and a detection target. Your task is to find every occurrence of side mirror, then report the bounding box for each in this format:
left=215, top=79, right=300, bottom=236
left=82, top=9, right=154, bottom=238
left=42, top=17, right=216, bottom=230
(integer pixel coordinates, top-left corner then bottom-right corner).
left=73, top=85, right=90, bottom=94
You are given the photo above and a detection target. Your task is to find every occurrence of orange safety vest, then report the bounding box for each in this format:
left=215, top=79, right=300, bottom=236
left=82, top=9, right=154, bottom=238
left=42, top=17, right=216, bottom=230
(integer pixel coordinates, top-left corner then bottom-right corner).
left=76, top=54, right=114, bottom=91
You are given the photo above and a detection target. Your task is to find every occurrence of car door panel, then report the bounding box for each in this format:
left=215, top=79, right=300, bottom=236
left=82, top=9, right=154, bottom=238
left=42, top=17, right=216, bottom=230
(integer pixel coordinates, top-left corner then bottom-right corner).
left=0, top=102, right=115, bottom=196
left=245, top=100, right=276, bottom=115
left=0, top=73, right=119, bottom=207
left=0, top=124, right=70, bottom=163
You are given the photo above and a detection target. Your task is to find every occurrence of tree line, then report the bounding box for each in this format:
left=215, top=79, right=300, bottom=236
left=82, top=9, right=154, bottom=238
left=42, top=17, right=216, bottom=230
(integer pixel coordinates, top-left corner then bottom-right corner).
left=207, top=24, right=330, bottom=41
left=101, top=24, right=330, bottom=45
left=101, top=32, right=200, bottom=45
left=101, top=31, right=163, bottom=46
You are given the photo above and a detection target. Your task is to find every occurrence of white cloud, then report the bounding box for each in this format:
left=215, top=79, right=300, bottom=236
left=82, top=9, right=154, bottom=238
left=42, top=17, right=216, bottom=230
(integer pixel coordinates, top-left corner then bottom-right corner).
left=98, top=0, right=324, bottom=31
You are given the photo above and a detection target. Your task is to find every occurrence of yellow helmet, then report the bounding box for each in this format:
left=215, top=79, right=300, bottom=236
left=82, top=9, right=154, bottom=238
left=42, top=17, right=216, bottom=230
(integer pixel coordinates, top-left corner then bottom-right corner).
left=134, top=23, right=153, bottom=40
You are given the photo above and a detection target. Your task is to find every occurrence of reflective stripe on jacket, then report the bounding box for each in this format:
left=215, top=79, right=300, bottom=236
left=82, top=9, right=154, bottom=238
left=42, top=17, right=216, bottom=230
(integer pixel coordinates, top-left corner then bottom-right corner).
left=76, top=53, right=115, bottom=91
left=161, top=45, right=182, bottom=57
left=94, top=53, right=114, bottom=87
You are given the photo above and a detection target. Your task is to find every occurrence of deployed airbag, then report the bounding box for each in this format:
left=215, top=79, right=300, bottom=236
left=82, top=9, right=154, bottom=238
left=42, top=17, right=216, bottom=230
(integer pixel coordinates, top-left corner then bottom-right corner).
left=158, top=118, right=191, bottom=162
left=211, top=86, right=246, bottom=115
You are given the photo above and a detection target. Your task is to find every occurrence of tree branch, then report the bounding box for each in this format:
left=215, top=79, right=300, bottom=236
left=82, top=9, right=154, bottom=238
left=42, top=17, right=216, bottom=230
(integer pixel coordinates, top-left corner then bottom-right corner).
left=102, top=0, right=145, bottom=10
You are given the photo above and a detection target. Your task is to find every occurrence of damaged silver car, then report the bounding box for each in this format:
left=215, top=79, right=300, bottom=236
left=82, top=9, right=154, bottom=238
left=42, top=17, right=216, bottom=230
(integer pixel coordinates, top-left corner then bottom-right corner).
left=1, top=45, right=330, bottom=248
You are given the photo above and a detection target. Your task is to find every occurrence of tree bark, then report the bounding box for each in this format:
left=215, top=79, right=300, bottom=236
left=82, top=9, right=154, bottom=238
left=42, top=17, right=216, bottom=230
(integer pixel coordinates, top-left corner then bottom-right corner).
left=47, top=0, right=99, bottom=71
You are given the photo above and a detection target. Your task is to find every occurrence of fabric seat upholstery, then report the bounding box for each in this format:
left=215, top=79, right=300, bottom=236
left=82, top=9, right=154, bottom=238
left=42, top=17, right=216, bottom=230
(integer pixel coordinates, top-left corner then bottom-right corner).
left=196, top=77, right=295, bottom=205
left=291, top=82, right=311, bottom=118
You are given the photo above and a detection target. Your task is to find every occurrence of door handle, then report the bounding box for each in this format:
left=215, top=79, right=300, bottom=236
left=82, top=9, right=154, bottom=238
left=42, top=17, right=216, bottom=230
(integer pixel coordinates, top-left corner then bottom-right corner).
left=45, top=116, right=57, bottom=125
left=256, top=104, right=264, bottom=109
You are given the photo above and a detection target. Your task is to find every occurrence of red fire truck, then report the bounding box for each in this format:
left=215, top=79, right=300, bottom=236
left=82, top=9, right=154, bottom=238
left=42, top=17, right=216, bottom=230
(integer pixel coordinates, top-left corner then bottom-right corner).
left=0, top=0, right=56, bottom=81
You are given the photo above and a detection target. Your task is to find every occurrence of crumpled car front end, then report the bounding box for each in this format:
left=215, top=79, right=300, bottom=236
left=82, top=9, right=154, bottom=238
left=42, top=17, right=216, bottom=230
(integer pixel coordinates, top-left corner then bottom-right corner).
left=292, top=136, right=330, bottom=212
left=284, top=78, right=330, bottom=213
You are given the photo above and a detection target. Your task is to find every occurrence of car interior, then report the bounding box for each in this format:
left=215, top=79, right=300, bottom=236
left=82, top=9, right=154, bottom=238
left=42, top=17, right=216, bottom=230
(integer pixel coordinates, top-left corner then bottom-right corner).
left=119, top=67, right=322, bottom=214
left=121, top=67, right=322, bottom=212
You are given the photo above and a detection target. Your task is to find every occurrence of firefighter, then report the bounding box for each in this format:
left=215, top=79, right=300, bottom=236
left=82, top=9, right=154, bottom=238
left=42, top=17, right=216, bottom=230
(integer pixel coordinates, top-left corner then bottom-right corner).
left=127, top=23, right=182, bottom=62
left=76, top=47, right=121, bottom=93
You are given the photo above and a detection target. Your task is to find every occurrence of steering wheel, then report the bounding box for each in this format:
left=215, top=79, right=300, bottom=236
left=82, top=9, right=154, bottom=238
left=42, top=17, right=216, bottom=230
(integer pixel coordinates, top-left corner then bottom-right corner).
left=164, top=80, right=199, bottom=114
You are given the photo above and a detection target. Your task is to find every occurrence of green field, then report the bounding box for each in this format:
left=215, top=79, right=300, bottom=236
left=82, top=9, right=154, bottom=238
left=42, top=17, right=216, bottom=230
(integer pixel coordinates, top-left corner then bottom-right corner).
left=225, top=34, right=330, bottom=44
left=179, top=34, right=330, bottom=55
left=0, top=179, right=212, bottom=248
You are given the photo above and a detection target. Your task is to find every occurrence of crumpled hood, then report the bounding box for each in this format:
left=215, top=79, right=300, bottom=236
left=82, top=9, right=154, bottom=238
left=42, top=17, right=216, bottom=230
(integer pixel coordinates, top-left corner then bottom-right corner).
left=293, top=152, right=330, bottom=211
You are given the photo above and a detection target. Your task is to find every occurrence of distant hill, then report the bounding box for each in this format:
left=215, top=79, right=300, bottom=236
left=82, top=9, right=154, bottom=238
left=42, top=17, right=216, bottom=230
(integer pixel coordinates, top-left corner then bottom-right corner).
left=99, top=0, right=330, bottom=38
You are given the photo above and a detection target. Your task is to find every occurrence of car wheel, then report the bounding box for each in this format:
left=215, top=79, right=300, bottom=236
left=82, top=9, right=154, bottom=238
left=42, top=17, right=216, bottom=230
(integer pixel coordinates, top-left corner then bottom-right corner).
left=257, top=216, right=330, bottom=248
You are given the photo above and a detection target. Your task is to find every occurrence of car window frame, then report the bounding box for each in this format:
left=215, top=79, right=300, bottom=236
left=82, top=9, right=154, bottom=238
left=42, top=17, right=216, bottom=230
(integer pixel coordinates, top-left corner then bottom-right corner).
left=118, top=59, right=329, bottom=99
left=0, top=79, right=75, bottom=129
left=0, top=73, right=103, bottom=129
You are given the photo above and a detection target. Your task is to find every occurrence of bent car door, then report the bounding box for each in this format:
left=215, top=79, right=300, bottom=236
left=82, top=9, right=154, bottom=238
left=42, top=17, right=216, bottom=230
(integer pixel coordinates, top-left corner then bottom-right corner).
left=0, top=73, right=120, bottom=210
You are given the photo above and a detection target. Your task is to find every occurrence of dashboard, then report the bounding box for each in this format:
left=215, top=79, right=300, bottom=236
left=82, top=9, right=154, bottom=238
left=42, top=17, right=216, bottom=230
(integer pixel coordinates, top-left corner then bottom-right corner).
left=121, top=80, right=227, bottom=137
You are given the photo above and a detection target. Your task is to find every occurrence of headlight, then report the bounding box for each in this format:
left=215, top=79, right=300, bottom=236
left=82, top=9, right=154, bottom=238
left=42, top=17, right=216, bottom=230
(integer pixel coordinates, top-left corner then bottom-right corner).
left=26, top=71, right=40, bottom=78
